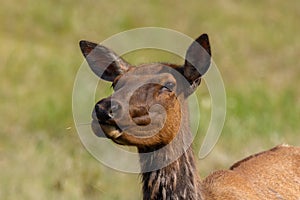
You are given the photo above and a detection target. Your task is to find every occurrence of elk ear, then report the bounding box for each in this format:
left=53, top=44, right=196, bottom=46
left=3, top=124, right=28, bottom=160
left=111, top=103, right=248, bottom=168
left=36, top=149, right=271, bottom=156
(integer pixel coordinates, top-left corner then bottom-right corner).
left=79, top=40, right=130, bottom=82
left=183, top=34, right=211, bottom=92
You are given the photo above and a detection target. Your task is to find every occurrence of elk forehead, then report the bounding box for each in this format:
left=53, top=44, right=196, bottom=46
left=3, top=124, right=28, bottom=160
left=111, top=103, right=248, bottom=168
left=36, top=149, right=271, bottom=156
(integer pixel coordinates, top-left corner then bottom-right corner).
left=116, top=64, right=177, bottom=85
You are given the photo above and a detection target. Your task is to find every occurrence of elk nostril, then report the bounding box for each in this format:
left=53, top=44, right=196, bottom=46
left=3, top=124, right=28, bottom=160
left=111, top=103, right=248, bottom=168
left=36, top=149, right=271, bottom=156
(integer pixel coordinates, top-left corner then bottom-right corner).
left=95, top=104, right=111, bottom=121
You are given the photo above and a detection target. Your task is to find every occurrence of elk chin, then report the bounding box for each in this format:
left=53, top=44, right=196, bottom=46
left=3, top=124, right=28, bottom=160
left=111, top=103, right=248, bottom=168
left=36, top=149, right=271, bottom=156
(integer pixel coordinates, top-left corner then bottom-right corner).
left=91, top=119, right=123, bottom=139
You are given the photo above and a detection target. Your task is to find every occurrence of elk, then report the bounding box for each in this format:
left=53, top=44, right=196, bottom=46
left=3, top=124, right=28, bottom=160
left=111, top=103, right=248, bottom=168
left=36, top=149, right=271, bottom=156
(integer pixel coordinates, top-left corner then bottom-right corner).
left=79, top=34, right=300, bottom=200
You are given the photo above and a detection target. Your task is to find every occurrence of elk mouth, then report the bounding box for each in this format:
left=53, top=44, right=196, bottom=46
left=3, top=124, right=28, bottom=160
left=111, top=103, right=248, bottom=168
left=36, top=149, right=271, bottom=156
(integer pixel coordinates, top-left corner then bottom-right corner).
left=91, top=116, right=153, bottom=138
left=91, top=119, right=123, bottom=139
left=91, top=106, right=165, bottom=139
left=92, top=115, right=164, bottom=140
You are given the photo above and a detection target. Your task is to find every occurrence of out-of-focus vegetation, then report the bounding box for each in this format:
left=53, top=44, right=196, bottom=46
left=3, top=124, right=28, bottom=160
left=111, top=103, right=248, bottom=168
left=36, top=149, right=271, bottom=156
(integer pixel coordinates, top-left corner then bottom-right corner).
left=1, top=0, right=300, bottom=199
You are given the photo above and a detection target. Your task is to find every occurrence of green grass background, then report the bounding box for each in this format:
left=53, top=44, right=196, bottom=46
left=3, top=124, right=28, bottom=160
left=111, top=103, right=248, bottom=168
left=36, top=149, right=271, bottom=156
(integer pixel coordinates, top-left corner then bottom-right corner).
left=1, top=0, right=300, bottom=199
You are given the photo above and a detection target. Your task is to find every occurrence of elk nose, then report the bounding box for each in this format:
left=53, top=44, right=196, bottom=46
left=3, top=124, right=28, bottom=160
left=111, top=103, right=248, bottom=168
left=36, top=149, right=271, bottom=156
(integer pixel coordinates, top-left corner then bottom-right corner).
left=95, top=99, right=122, bottom=122
left=110, top=102, right=121, bottom=117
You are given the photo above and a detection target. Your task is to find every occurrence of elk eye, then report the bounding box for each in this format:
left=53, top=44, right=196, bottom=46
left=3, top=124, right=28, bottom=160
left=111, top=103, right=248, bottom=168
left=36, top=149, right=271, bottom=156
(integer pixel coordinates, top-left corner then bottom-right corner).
left=161, top=82, right=175, bottom=92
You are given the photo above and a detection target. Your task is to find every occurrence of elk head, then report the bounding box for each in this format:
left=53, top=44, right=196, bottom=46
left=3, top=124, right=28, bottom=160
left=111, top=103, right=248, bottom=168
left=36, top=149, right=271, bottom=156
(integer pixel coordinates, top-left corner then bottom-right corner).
left=79, top=34, right=211, bottom=151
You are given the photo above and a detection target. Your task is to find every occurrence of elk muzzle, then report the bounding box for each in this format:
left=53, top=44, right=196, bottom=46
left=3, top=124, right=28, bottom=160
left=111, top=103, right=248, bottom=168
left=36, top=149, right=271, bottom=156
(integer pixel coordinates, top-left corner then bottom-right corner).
left=92, top=97, right=123, bottom=139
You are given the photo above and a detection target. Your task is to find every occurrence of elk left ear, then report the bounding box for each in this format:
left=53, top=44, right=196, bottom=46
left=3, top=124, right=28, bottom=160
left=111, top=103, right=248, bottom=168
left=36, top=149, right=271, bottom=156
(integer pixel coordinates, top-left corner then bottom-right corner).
left=183, top=34, right=211, bottom=93
left=79, top=40, right=130, bottom=82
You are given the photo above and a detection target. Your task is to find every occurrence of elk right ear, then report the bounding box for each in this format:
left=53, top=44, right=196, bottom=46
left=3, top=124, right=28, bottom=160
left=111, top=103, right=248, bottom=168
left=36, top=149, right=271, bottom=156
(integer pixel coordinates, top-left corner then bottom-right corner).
left=182, top=34, right=211, bottom=94
left=79, top=40, right=130, bottom=82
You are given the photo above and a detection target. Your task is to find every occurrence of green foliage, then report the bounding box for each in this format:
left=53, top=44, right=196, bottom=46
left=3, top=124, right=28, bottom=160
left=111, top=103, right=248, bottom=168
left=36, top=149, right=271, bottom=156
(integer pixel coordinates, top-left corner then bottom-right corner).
left=1, top=0, right=300, bottom=199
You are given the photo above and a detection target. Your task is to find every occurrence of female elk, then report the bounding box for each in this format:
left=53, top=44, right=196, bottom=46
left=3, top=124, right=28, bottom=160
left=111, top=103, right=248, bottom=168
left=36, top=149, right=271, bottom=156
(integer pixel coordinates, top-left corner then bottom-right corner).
left=80, top=34, right=300, bottom=200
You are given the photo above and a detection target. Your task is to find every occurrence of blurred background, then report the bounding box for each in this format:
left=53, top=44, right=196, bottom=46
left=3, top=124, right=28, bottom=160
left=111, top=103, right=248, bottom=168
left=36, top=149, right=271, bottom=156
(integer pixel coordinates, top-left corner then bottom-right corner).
left=1, top=0, right=300, bottom=199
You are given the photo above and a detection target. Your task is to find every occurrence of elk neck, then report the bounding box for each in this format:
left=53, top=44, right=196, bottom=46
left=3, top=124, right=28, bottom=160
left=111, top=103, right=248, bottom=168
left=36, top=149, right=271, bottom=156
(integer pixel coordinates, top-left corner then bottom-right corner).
left=138, top=101, right=203, bottom=200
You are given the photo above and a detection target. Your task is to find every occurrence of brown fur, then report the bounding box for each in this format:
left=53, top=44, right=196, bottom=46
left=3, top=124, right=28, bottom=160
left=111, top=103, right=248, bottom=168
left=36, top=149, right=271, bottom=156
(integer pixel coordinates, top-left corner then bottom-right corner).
left=80, top=34, right=300, bottom=199
left=202, top=145, right=300, bottom=199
